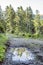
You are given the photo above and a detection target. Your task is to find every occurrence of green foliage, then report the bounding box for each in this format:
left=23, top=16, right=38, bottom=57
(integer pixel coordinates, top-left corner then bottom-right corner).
left=40, top=20, right=43, bottom=34
left=0, top=34, right=8, bottom=62
left=0, top=45, right=6, bottom=61
left=0, top=19, right=6, bottom=33
left=0, top=34, right=8, bottom=44
left=0, top=5, right=43, bottom=38
left=34, top=10, right=41, bottom=34
left=5, top=5, right=15, bottom=33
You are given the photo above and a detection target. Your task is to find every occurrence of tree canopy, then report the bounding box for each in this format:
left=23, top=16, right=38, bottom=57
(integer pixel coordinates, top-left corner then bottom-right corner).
left=0, top=5, right=43, bottom=37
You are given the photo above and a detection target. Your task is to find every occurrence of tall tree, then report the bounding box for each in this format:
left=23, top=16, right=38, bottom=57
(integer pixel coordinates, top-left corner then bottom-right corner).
left=25, top=6, right=35, bottom=33
left=13, top=13, right=20, bottom=33
left=40, top=20, right=43, bottom=34
left=34, top=10, right=41, bottom=34
left=5, top=5, right=15, bottom=33
left=0, top=6, right=3, bottom=19
left=0, top=6, right=6, bottom=33
left=17, top=6, right=25, bottom=32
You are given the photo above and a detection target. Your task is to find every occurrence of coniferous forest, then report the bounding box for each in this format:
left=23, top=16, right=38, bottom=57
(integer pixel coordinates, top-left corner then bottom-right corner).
left=0, top=5, right=43, bottom=38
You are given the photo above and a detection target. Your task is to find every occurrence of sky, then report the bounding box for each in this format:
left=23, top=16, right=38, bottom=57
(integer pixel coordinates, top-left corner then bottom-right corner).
left=0, top=0, right=43, bottom=14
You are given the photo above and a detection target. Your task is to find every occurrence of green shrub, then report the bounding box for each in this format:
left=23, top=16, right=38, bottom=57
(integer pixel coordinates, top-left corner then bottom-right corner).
left=32, top=33, right=39, bottom=38
left=0, top=34, right=8, bottom=62
left=0, top=45, right=6, bottom=61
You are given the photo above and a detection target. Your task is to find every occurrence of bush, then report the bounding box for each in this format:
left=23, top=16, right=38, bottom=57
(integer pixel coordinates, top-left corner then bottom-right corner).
left=32, top=33, right=39, bottom=38
left=0, top=45, right=6, bottom=61
left=0, top=34, right=8, bottom=62
left=25, top=33, right=32, bottom=38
